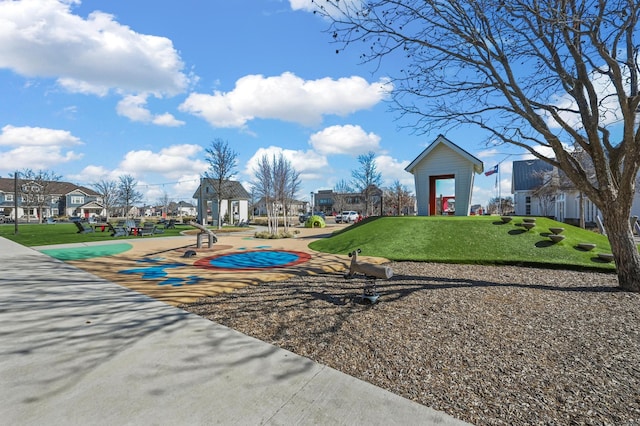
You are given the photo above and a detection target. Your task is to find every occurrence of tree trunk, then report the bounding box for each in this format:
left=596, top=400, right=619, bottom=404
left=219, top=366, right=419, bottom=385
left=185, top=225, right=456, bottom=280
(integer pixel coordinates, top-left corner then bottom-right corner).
left=602, top=209, right=640, bottom=292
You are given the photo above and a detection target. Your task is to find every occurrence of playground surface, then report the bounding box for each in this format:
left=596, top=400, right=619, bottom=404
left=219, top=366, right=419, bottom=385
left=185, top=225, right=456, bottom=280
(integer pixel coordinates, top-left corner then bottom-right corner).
left=1, top=226, right=468, bottom=425
left=35, top=225, right=387, bottom=307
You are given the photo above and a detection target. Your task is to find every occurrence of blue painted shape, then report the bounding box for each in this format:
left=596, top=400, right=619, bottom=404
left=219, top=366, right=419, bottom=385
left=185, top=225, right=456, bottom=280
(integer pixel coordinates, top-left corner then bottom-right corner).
left=137, top=257, right=164, bottom=263
left=185, top=275, right=205, bottom=285
left=159, top=277, right=185, bottom=287
left=119, top=263, right=185, bottom=279
left=208, top=251, right=299, bottom=269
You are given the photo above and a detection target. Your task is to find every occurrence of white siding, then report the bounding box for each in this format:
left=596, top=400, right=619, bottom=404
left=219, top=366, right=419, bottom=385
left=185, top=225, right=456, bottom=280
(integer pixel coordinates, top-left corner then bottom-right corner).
left=413, top=144, right=476, bottom=216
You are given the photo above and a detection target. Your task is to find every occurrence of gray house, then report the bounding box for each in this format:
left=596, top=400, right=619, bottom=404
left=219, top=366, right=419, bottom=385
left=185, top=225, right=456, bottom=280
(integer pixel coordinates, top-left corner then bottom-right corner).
left=511, top=159, right=640, bottom=226
left=193, top=179, right=250, bottom=225
left=0, top=178, right=103, bottom=220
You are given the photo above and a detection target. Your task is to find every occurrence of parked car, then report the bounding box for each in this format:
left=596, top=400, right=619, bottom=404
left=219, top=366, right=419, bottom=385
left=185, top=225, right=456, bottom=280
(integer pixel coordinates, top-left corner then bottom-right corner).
left=340, top=211, right=358, bottom=223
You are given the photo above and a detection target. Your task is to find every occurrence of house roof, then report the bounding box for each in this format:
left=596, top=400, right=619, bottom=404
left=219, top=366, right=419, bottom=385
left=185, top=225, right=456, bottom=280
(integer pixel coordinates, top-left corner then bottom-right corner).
left=511, top=159, right=554, bottom=191
left=0, top=178, right=98, bottom=196
left=80, top=201, right=104, bottom=209
left=192, top=179, right=250, bottom=200
left=405, top=134, right=484, bottom=174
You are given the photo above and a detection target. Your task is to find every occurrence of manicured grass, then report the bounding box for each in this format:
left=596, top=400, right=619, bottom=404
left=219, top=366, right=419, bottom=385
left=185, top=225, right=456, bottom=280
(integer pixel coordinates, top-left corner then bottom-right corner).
left=0, top=222, right=254, bottom=247
left=309, top=216, right=619, bottom=271
left=0, top=222, right=188, bottom=247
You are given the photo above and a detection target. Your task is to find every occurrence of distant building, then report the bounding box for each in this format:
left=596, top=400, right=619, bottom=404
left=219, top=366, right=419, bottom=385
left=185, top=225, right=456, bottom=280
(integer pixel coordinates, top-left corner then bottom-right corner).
left=511, top=159, right=640, bottom=225
left=175, top=201, right=197, bottom=216
left=0, top=177, right=104, bottom=220
left=252, top=197, right=306, bottom=217
left=192, top=178, right=250, bottom=225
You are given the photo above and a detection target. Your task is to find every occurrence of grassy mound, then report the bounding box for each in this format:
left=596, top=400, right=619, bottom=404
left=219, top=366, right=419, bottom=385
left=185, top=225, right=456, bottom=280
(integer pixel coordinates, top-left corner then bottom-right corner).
left=309, top=216, right=618, bottom=271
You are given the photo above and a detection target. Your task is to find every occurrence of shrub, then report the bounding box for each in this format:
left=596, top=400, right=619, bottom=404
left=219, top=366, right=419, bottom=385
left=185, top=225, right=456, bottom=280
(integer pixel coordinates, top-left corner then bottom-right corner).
left=254, top=230, right=296, bottom=239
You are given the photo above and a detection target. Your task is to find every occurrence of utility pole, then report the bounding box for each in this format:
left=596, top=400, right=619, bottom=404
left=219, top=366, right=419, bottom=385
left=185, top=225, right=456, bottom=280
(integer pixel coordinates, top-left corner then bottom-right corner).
left=14, top=171, right=19, bottom=235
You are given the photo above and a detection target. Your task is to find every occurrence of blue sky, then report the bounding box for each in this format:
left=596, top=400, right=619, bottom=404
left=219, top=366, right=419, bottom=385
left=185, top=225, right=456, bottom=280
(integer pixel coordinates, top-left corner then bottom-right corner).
left=0, top=0, right=524, bottom=207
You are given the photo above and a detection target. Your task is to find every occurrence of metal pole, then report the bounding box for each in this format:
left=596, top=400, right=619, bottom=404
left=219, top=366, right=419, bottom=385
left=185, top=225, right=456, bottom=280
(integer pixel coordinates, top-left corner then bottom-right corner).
left=14, top=171, right=19, bottom=234
left=497, top=167, right=501, bottom=215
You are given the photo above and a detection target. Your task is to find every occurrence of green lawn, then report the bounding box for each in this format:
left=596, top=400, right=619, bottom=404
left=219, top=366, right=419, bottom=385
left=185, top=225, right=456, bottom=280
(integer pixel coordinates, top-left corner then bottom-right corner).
left=0, top=221, right=254, bottom=247
left=0, top=222, right=189, bottom=246
left=309, top=216, right=619, bottom=271
left=0, top=216, right=626, bottom=272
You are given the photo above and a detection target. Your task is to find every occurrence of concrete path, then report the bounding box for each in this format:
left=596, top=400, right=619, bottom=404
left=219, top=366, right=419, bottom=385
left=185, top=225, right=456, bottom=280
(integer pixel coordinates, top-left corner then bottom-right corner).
left=0, top=237, right=468, bottom=425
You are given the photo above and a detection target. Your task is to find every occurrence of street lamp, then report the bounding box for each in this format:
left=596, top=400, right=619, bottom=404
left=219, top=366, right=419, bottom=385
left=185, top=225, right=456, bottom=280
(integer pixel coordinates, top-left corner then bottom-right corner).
left=310, top=191, right=314, bottom=213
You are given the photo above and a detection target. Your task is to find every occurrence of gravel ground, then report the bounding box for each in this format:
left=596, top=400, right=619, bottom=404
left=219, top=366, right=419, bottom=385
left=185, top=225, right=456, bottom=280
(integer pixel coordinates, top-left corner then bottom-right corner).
left=182, top=262, right=640, bottom=425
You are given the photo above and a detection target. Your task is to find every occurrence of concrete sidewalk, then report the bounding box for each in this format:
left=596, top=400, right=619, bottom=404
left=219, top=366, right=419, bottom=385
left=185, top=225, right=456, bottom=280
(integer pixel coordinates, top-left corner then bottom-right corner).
left=0, top=237, right=468, bottom=425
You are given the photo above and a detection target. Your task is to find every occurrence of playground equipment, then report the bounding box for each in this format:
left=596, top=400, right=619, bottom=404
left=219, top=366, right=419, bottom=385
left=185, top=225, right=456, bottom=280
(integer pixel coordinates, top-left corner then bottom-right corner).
left=182, top=250, right=197, bottom=258
left=344, top=249, right=393, bottom=304
left=188, top=221, right=218, bottom=248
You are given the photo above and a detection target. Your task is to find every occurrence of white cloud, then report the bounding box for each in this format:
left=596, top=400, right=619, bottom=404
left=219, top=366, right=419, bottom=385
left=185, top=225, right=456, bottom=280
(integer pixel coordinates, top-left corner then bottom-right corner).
left=0, top=146, right=83, bottom=173
left=116, top=94, right=185, bottom=127
left=118, top=144, right=207, bottom=177
left=243, top=145, right=330, bottom=183
left=0, top=124, right=83, bottom=147
left=289, top=0, right=363, bottom=17
left=289, top=0, right=317, bottom=12
left=71, top=155, right=203, bottom=202
left=179, top=72, right=392, bottom=128
left=375, top=155, right=413, bottom=187
left=69, top=165, right=117, bottom=183
left=152, top=113, right=184, bottom=127
left=476, top=148, right=501, bottom=159
left=309, top=124, right=381, bottom=156
left=0, top=0, right=190, bottom=96
left=0, top=125, right=84, bottom=172
left=543, top=70, right=624, bottom=130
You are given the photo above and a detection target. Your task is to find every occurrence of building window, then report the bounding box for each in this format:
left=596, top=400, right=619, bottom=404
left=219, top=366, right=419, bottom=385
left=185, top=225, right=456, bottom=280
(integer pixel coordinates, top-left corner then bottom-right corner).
left=5, top=194, right=13, bottom=202
left=525, top=196, right=531, bottom=215
left=71, top=196, right=85, bottom=204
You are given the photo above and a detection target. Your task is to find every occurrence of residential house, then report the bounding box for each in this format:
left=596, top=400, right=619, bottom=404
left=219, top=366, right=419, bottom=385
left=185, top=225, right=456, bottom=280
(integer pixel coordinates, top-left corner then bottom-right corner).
left=511, top=159, right=640, bottom=225
left=0, top=178, right=104, bottom=220
left=193, top=179, right=250, bottom=225
left=175, top=201, right=197, bottom=217
left=253, top=197, right=306, bottom=217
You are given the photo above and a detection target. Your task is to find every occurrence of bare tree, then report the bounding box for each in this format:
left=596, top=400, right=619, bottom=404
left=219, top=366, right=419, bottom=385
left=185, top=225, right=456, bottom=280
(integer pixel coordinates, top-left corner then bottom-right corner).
left=253, top=154, right=275, bottom=233
left=275, top=154, right=302, bottom=232
left=117, top=175, right=143, bottom=218
left=332, top=179, right=353, bottom=214
left=384, top=180, right=414, bottom=216
left=487, top=197, right=515, bottom=215
left=252, top=153, right=301, bottom=235
left=157, top=191, right=171, bottom=218
left=16, top=169, right=61, bottom=223
left=204, top=139, right=238, bottom=229
left=351, top=151, right=382, bottom=216
left=531, top=170, right=560, bottom=218
left=319, top=0, right=640, bottom=291
left=93, top=179, right=118, bottom=221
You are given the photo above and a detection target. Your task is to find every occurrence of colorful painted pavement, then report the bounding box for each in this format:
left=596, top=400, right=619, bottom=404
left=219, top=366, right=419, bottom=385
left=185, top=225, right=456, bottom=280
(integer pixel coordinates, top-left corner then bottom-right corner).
left=37, top=226, right=386, bottom=307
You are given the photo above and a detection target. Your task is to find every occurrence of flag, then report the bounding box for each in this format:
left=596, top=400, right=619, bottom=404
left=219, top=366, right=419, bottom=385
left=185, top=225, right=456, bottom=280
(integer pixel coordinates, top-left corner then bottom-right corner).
left=485, top=164, right=498, bottom=176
